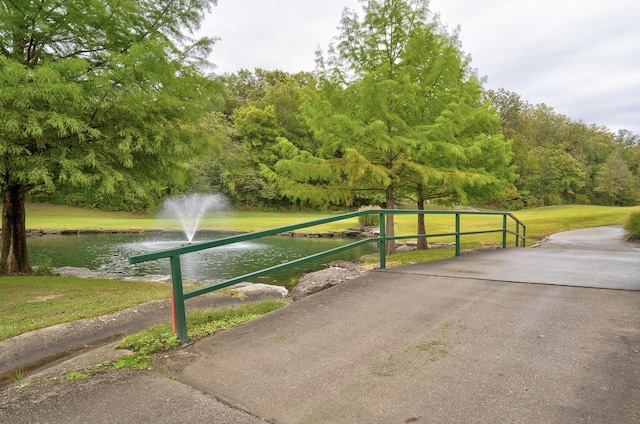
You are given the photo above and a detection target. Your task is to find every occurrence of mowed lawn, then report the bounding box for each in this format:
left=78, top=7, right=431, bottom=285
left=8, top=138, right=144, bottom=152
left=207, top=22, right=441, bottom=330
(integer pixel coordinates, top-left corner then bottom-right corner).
left=25, top=203, right=635, bottom=243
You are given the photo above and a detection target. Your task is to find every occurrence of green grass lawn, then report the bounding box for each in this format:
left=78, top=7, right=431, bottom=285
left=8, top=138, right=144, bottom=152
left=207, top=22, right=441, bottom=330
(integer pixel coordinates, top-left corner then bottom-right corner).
left=26, top=203, right=633, bottom=241
left=2, top=202, right=633, bottom=340
left=0, top=276, right=171, bottom=340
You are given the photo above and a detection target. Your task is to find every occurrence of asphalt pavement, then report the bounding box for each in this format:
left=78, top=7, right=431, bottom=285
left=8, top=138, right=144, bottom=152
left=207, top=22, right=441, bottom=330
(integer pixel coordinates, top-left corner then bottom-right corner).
left=1, top=226, right=639, bottom=423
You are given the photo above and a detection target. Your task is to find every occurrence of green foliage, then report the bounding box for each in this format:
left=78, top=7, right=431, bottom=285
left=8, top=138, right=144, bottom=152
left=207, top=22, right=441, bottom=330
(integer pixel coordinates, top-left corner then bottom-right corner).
left=264, top=0, right=515, bottom=217
left=12, top=368, right=25, bottom=386
left=624, top=209, right=640, bottom=239
left=117, top=300, right=285, bottom=352
left=487, top=89, right=640, bottom=207
left=118, top=324, right=181, bottom=355
left=358, top=206, right=382, bottom=227
left=116, top=300, right=285, bottom=355
left=65, top=371, right=89, bottom=381
left=522, top=146, right=586, bottom=206
left=0, top=0, right=220, bottom=271
left=193, top=69, right=322, bottom=210
left=32, top=259, right=55, bottom=276
left=110, top=354, right=151, bottom=370
left=594, top=151, right=638, bottom=206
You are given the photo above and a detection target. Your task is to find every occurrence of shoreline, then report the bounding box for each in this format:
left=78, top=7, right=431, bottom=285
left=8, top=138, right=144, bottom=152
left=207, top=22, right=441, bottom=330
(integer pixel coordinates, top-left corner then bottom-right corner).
left=26, top=227, right=379, bottom=238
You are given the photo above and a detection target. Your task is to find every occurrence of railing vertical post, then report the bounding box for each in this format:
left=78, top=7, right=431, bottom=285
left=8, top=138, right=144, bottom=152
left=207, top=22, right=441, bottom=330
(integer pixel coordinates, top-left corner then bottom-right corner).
left=455, top=213, right=461, bottom=257
left=515, top=221, right=520, bottom=247
left=502, top=214, right=508, bottom=249
left=522, top=226, right=527, bottom=247
left=169, top=255, right=190, bottom=347
left=379, top=212, right=386, bottom=269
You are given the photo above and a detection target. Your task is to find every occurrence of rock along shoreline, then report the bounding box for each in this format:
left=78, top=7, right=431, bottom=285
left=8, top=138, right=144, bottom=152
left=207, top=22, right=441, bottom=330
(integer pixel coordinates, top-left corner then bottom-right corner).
left=26, top=226, right=380, bottom=238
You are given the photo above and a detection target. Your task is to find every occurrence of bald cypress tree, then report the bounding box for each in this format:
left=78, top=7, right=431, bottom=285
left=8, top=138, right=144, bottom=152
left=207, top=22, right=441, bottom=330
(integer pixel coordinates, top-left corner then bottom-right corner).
left=0, top=0, right=217, bottom=273
left=263, top=0, right=515, bottom=253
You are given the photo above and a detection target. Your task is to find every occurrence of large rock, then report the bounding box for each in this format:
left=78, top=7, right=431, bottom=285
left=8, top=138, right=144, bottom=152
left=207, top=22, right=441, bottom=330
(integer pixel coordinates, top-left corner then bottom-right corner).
left=290, top=262, right=369, bottom=301
left=229, top=282, right=289, bottom=298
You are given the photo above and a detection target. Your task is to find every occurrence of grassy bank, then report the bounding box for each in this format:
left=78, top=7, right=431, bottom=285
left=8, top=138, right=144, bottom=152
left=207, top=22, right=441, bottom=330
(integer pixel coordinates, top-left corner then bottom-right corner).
left=0, top=276, right=170, bottom=340
left=25, top=203, right=355, bottom=232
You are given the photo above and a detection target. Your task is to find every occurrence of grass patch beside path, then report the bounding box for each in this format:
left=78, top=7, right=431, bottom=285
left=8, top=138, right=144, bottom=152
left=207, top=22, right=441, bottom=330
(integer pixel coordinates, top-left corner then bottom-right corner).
left=0, top=276, right=170, bottom=340
left=112, top=300, right=285, bottom=370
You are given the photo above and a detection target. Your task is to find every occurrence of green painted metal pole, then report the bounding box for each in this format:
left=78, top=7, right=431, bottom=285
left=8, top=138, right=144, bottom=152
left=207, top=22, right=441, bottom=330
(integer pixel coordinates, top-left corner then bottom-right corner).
left=379, top=212, right=386, bottom=269
left=169, top=255, right=190, bottom=347
left=502, top=214, right=508, bottom=249
left=455, top=213, right=461, bottom=257
left=515, top=221, right=520, bottom=247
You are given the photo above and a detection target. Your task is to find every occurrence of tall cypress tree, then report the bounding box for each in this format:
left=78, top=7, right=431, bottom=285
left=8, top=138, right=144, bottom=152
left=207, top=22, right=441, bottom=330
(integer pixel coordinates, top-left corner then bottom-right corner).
left=0, top=0, right=217, bottom=273
left=263, top=0, right=515, bottom=254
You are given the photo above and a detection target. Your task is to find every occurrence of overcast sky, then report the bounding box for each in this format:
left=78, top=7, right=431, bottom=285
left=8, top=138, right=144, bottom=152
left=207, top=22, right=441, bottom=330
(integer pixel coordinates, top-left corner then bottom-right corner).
left=200, top=0, right=640, bottom=135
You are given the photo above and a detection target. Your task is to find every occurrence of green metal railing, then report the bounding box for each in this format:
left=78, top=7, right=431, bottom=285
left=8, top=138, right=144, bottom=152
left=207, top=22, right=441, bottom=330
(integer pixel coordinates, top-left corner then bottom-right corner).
left=130, top=209, right=526, bottom=346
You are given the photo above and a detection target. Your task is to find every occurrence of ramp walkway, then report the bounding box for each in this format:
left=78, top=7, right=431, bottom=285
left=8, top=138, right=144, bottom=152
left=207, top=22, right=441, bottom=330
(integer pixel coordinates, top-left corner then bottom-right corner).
left=174, top=226, right=639, bottom=423
left=2, top=227, right=639, bottom=423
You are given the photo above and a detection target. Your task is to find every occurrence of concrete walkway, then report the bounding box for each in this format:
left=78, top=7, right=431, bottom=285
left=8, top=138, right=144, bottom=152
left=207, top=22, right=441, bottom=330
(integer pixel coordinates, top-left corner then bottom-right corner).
left=2, top=227, right=639, bottom=423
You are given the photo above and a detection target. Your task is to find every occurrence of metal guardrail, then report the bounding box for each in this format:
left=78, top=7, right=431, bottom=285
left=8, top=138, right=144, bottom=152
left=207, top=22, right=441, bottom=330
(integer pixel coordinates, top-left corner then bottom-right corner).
left=130, top=209, right=526, bottom=346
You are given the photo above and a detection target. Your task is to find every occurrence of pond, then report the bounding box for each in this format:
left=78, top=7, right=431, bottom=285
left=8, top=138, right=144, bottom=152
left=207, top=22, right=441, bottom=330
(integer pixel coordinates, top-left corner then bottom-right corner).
left=27, top=232, right=378, bottom=288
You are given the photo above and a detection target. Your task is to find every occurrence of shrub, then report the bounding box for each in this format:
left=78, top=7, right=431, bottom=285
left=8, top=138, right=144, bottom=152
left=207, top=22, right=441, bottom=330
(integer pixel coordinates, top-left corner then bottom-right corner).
left=624, top=209, right=640, bottom=240
left=32, top=259, right=55, bottom=276
left=357, top=206, right=381, bottom=227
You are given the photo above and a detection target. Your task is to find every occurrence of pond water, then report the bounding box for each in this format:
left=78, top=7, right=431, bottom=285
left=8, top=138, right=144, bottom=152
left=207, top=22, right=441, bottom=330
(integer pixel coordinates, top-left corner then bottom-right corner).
left=27, top=232, right=378, bottom=288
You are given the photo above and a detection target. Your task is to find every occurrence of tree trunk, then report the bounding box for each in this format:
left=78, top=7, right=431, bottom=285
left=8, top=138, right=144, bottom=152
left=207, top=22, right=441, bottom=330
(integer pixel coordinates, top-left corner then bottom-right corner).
left=416, top=198, right=429, bottom=251
left=1, top=184, right=32, bottom=274
left=385, top=184, right=396, bottom=255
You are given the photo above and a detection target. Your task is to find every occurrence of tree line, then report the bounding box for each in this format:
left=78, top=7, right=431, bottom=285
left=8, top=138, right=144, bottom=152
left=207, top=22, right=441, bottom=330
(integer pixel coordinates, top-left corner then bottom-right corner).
left=1, top=0, right=638, bottom=272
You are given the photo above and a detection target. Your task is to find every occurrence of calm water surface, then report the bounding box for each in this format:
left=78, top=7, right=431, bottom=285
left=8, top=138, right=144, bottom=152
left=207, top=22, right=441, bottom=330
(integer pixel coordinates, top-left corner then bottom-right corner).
left=27, top=232, right=378, bottom=287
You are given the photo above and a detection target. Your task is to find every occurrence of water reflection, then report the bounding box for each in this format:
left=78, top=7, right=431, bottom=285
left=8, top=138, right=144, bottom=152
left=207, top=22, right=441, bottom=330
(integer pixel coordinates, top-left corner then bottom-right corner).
left=27, top=232, right=377, bottom=287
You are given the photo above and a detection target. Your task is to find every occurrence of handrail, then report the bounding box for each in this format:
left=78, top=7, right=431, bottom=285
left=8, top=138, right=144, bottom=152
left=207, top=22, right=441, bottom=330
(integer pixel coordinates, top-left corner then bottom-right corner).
left=130, top=209, right=526, bottom=346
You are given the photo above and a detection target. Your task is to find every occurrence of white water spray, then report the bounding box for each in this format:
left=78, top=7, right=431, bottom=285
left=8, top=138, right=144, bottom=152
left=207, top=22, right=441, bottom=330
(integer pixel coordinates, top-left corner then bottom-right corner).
left=159, top=193, right=231, bottom=242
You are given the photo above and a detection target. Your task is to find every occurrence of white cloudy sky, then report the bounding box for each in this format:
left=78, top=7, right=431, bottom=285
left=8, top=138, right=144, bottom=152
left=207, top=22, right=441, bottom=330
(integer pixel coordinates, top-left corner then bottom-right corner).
left=199, top=0, right=640, bottom=134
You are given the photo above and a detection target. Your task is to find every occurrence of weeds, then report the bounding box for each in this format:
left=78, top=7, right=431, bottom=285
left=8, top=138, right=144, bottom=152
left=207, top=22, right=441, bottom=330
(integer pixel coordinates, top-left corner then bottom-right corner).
left=113, top=300, right=286, bottom=370
left=32, top=259, right=55, bottom=276
left=65, top=371, right=89, bottom=381
left=12, top=369, right=27, bottom=387
left=624, top=209, right=640, bottom=239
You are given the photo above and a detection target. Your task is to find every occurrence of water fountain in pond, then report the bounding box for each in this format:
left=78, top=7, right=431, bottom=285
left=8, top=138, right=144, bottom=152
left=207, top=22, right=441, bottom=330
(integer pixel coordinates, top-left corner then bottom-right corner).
left=159, top=193, right=231, bottom=242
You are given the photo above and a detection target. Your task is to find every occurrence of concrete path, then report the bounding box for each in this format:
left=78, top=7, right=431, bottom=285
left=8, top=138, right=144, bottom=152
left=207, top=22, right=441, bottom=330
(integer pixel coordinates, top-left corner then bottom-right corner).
left=2, top=227, right=639, bottom=423
left=174, top=226, right=639, bottom=423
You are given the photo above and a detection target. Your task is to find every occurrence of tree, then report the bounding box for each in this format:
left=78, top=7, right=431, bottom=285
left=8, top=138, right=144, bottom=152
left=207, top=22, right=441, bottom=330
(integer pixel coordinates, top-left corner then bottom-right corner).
left=522, top=146, right=585, bottom=206
left=0, top=0, right=217, bottom=274
left=594, top=151, right=637, bottom=206
left=263, top=0, right=514, bottom=253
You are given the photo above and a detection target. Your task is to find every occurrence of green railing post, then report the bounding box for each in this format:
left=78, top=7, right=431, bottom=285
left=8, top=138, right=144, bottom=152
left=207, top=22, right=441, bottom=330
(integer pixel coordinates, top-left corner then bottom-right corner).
left=502, top=214, right=508, bottom=249
left=515, top=221, right=520, bottom=247
left=169, top=255, right=190, bottom=347
left=455, top=213, right=461, bottom=257
left=379, top=212, right=386, bottom=269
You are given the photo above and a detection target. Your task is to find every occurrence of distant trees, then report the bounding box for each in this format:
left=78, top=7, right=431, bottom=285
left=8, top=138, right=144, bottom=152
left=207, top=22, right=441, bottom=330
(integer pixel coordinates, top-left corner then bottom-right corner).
left=594, top=151, right=637, bottom=206
left=0, top=0, right=218, bottom=273
left=486, top=89, right=640, bottom=208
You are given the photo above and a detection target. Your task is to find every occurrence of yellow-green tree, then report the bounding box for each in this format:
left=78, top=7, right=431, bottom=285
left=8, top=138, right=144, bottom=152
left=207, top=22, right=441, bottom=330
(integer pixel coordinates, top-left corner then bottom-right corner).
left=0, top=0, right=217, bottom=273
left=263, top=0, right=515, bottom=253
